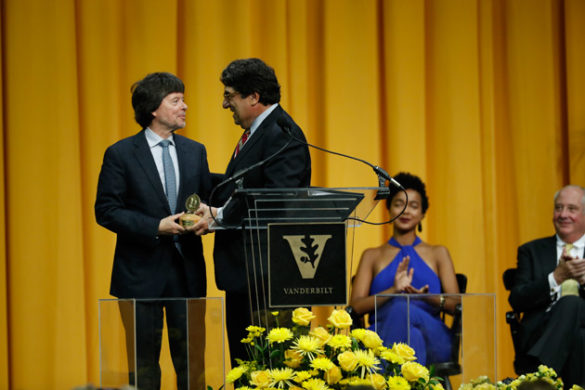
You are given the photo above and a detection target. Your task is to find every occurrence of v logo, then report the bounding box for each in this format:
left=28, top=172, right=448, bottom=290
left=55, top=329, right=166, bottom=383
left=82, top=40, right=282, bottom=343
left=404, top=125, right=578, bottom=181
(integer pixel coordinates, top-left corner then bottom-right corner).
left=282, top=234, right=332, bottom=279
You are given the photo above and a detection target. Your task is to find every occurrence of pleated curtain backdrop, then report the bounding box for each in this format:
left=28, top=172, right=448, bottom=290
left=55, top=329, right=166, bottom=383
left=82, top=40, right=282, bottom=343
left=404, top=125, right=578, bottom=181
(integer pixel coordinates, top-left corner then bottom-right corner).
left=1, top=0, right=584, bottom=388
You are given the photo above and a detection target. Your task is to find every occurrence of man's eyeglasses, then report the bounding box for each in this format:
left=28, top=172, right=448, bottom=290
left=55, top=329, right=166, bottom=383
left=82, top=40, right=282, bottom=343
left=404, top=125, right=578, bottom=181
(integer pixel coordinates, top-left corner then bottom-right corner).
left=223, top=91, right=239, bottom=101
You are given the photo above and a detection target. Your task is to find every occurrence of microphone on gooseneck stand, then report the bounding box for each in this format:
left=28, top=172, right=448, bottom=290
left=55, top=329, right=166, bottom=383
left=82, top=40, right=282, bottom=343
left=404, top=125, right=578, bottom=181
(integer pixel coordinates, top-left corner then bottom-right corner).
left=207, top=126, right=295, bottom=228
left=276, top=118, right=402, bottom=190
left=276, top=118, right=408, bottom=225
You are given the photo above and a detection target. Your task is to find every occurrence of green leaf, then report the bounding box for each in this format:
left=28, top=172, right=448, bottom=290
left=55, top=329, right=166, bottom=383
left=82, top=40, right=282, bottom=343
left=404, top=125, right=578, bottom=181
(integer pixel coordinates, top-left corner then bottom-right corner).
left=429, top=365, right=436, bottom=377
left=270, top=349, right=282, bottom=359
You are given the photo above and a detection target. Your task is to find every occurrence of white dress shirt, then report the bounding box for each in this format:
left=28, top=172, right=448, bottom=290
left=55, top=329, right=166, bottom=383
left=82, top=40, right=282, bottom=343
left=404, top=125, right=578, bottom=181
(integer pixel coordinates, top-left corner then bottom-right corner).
left=145, top=128, right=180, bottom=197
left=547, top=233, right=585, bottom=300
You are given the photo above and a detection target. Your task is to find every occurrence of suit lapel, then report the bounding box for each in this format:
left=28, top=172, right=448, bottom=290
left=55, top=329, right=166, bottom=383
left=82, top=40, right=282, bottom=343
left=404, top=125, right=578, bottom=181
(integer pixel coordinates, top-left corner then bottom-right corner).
left=224, top=106, right=282, bottom=176
left=174, top=135, right=199, bottom=208
left=541, top=235, right=559, bottom=273
left=226, top=127, right=264, bottom=176
left=132, top=131, right=170, bottom=210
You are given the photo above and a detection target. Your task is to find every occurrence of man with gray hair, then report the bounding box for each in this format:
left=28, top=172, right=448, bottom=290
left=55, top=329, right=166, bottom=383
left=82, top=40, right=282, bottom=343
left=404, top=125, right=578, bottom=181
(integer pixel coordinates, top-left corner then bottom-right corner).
left=509, top=185, right=585, bottom=387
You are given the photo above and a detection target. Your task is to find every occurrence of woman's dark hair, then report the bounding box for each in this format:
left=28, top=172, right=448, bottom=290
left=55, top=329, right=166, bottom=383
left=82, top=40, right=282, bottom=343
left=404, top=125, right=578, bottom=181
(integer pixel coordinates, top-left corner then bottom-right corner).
left=386, top=172, right=429, bottom=214
left=131, top=72, right=185, bottom=128
left=220, top=58, right=281, bottom=104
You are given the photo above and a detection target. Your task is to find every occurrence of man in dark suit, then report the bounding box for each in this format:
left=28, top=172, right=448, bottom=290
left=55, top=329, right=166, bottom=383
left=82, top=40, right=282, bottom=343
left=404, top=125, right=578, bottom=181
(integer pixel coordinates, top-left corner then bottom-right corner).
left=194, top=58, right=311, bottom=365
left=95, top=72, right=211, bottom=390
left=509, top=185, right=585, bottom=387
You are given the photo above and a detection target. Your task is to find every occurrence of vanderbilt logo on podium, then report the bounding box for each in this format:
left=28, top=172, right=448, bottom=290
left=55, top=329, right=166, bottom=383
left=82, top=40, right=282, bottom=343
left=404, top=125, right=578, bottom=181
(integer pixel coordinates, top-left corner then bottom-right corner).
left=268, top=222, right=347, bottom=307
left=282, top=234, right=332, bottom=279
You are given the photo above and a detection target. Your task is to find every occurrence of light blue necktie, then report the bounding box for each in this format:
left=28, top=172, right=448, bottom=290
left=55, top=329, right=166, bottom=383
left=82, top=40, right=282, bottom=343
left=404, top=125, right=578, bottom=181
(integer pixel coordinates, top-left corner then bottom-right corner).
left=159, top=139, right=177, bottom=213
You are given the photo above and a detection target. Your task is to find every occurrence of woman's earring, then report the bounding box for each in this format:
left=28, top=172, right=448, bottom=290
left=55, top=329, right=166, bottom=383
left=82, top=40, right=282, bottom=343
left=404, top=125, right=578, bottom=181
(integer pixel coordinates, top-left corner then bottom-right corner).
left=418, top=222, right=422, bottom=232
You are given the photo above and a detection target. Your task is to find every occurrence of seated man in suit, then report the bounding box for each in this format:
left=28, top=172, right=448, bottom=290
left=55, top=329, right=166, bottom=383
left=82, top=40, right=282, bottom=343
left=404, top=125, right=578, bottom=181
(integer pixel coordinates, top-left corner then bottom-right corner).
left=509, top=185, right=585, bottom=387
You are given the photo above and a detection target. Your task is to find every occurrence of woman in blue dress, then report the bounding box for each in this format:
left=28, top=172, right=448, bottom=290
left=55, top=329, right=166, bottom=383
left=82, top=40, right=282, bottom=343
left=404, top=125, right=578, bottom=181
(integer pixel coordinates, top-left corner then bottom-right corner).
left=349, top=172, right=459, bottom=366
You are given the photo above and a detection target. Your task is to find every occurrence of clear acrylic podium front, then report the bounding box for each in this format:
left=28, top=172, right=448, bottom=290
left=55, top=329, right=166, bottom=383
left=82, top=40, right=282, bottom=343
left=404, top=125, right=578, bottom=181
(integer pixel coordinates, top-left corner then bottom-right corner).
left=373, top=293, right=496, bottom=387
left=99, top=297, right=225, bottom=390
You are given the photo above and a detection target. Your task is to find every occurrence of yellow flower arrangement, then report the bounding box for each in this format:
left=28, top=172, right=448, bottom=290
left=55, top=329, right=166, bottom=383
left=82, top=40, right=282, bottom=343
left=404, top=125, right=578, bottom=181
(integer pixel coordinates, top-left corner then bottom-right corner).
left=459, top=365, right=584, bottom=390
left=226, top=307, right=443, bottom=390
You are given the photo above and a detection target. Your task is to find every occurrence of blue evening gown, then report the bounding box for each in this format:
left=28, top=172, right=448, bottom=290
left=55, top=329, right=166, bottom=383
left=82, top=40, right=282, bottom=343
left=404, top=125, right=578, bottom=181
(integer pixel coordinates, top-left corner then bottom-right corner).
left=369, top=237, right=452, bottom=365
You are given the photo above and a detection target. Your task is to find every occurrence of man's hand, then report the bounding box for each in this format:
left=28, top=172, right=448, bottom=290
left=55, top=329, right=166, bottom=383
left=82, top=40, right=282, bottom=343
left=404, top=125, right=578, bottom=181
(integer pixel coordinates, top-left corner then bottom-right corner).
left=191, top=203, right=218, bottom=236
left=158, top=212, right=185, bottom=235
left=553, top=248, right=585, bottom=284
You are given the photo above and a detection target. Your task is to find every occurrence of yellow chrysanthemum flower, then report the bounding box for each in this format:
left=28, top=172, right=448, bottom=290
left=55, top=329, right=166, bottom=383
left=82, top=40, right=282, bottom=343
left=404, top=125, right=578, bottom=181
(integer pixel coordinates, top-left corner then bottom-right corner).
left=302, top=378, right=330, bottom=390
left=226, top=365, right=247, bottom=383
left=310, top=356, right=334, bottom=371
left=327, top=334, right=352, bottom=350
left=292, top=335, right=324, bottom=360
left=294, top=370, right=313, bottom=383
left=354, top=349, right=381, bottom=374
left=235, top=387, right=254, bottom=390
left=246, top=325, right=266, bottom=334
left=267, top=327, right=294, bottom=344
left=387, top=375, right=410, bottom=390
left=245, top=325, right=266, bottom=339
left=538, top=365, right=557, bottom=378
left=269, top=367, right=296, bottom=389
left=381, top=349, right=405, bottom=365
left=240, top=337, right=253, bottom=344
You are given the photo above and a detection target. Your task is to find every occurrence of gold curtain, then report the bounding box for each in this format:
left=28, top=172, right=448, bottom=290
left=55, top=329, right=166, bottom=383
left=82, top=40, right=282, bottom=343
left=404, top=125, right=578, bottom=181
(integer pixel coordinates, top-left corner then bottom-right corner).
left=1, top=0, right=584, bottom=388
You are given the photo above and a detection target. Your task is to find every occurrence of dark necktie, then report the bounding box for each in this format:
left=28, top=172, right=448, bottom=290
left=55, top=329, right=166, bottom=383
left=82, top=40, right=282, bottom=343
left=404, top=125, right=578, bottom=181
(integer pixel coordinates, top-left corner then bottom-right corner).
left=159, top=139, right=177, bottom=213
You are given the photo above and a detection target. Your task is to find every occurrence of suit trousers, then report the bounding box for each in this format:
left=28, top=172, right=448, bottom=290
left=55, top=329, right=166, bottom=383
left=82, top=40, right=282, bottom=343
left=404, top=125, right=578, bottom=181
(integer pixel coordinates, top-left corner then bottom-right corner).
left=120, top=246, right=205, bottom=390
left=527, top=295, right=585, bottom=387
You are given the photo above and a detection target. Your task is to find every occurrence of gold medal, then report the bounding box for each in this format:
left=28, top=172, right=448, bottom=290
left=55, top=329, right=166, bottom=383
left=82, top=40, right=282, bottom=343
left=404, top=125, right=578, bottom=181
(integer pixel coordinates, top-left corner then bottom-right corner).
left=180, top=194, right=202, bottom=227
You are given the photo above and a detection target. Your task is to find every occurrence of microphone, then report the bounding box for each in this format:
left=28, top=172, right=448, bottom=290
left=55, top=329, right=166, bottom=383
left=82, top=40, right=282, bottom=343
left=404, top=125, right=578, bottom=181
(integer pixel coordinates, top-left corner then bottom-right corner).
left=276, top=118, right=408, bottom=225
left=206, top=125, right=295, bottom=227
left=276, top=118, right=403, bottom=191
